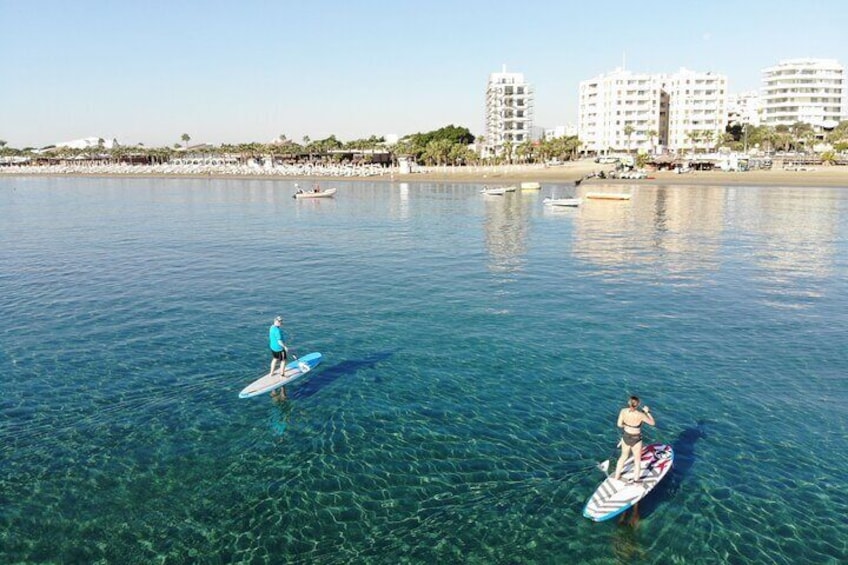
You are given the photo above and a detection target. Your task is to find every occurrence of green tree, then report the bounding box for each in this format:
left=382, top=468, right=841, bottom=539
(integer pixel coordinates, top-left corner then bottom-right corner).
left=826, top=120, right=848, bottom=143
left=647, top=130, right=658, bottom=154
left=624, top=124, right=635, bottom=154
left=686, top=131, right=700, bottom=155
left=820, top=150, right=837, bottom=164
left=422, top=139, right=454, bottom=165
left=515, top=139, right=536, bottom=163
left=344, top=135, right=385, bottom=150
left=180, top=133, right=191, bottom=149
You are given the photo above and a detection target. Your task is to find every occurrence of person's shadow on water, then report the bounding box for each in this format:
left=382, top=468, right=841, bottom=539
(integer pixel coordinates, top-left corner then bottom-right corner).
left=618, top=420, right=710, bottom=526
left=290, top=349, right=396, bottom=400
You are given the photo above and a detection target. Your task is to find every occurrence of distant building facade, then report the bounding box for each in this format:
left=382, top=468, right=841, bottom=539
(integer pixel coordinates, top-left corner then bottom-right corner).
left=484, top=66, right=534, bottom=158
left=55, top=137, right=119, bottom=150
left=578, top=68, right=726, bottom=154
left=761, top=58, right=847, bottom=130
left=544, top=125, right=577, bottom=140
left=664, top=69, right=728, bottom=154
left=578, top=69, right=667, bottom=155
left=727, top=91, right=762, bottom=127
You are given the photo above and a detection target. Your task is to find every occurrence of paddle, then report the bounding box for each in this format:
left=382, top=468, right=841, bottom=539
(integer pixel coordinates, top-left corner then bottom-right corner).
left=597, top=440, right=623, bottom=476
left=290, top=353, right=311, bottom=374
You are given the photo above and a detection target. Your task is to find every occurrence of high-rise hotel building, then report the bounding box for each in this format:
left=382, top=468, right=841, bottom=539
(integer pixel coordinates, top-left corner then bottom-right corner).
left=578, top=68, right=727, bottom=154
left=761, top=58, right=847, bottom=130
left=484, top=67, right=534, bottom=157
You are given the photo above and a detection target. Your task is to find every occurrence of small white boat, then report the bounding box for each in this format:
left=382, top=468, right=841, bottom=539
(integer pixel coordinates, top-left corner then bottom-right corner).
left=481, top=186, right=507, bottom=196
left=585, top=191, right=632, bottom=201
left=543, top=197, right=582, bottom=207
left=293, top=187, right=337, bottom=199
left=520, top=182, right=541, bottom=190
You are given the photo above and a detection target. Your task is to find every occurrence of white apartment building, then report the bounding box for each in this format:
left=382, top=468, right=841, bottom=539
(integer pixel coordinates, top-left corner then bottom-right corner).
left=578, top=68, right=727, bottom=155
left=484, top=67, right=534, bottom=157
left=544, top=124, right=577, bottom=140
left=761, top=58, right=847, bottom=130
left=727, top=91, right=762, bottom=127
left=578, top=69, right=665, bottom=155
left=665, top=69, right=728, bottom=153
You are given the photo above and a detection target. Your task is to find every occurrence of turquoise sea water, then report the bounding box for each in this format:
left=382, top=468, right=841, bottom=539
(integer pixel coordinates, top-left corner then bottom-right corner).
left=1, top=176, right=846, bottom=564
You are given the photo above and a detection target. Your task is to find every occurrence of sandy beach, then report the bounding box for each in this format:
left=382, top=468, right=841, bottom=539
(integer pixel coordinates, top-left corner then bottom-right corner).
left=2, top=159, right=847, bottom=187
left=398, top=160, right=848, bottom=188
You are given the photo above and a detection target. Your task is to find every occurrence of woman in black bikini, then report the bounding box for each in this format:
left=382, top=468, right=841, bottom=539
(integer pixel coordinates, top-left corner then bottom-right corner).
left=613, top=396, right=656, bottom=483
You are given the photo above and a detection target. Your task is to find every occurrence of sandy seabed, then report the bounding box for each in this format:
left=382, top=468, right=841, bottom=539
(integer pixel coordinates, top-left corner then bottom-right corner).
left=2, top=160, right=847, bottom=188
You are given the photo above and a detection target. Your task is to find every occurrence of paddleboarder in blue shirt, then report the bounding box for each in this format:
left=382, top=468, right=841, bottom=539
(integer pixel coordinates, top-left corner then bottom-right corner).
left=269, top=316, right=289, bottom=399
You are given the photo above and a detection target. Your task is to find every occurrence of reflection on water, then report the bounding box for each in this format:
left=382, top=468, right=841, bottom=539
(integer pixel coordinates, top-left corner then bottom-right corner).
left=738, top=188, right=839, bottom=307
left=567, top=185, right=841, bottom=305
left=482, top=192, right=532, bottom=274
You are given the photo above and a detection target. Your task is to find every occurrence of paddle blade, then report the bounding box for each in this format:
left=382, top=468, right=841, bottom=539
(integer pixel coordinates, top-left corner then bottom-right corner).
left=298, top=361, right=311, bottom=373
left=597, top=460, right=610, bottom=475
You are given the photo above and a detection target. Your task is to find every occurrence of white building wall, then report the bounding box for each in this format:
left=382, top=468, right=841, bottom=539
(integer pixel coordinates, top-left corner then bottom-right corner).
left=578, top=69, right=665, bottom=154
left=728, top=91, right=762, bottom=127
left=761, top=58, right=846, bottom=129
left=665, top=69, right=728, bottom=153
left=56, top=137, right=120, bottom=150
left=485, top=67, right=534, bottom=157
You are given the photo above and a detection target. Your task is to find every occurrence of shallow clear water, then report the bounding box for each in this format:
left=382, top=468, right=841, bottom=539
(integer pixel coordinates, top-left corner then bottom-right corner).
left=1, top=177, right=846, bottom=564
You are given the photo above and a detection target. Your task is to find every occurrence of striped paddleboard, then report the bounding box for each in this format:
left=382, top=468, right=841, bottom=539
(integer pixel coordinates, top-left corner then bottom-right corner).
left=583, top=443, right=674, bottom=522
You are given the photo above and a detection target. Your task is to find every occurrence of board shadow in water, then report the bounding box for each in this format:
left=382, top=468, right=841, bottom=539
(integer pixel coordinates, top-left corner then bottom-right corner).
left=290, top=349, right=396, bottom=400
left=636, top=420, right=709, bottom=519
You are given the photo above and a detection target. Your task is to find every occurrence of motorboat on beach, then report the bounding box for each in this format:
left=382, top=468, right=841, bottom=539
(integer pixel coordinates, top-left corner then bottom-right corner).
left=293, top=187, right=337, bottom=199
left=543, top=197, right=582, bottom=207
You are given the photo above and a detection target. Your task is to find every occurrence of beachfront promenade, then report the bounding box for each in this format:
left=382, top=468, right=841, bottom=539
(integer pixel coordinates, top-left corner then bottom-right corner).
left=0, top=161, right=556, bottom=179
left=0, top=161, right=392, bottom=178
left=2, top=159, right=846, bottom=187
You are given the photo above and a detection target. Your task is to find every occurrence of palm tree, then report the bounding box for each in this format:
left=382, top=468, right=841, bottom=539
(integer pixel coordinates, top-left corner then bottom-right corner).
left=684, top=131, right=694, bottom=156
left=647, top=130, right=658, bottom=155
left=181, top=133, right=191, bottom=149
left=623, top=125, right=635, bottom=154
left=502, top=140, right=514, bottom=164
left=515, top=139, right=535, bottom=163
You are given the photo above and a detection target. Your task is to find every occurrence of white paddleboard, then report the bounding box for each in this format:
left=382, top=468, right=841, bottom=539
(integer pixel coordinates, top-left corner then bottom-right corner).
left=238, top=352, right=322, bottom=398
left=583, top=443, right=674, bottom=522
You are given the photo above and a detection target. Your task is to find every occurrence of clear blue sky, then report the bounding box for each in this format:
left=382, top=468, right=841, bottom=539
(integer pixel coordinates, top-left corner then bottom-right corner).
left=2, top=0, right=847, bottom=148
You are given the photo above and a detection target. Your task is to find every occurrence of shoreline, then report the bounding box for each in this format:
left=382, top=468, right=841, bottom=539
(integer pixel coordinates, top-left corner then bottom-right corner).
left=2, top=161, right=847, bottom=188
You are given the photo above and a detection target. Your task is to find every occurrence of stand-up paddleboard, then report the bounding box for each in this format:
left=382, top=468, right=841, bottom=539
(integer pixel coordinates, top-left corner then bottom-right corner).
left=583, top=443, right=674, bottom=522
left=238, top=352, right=322, bottom=399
